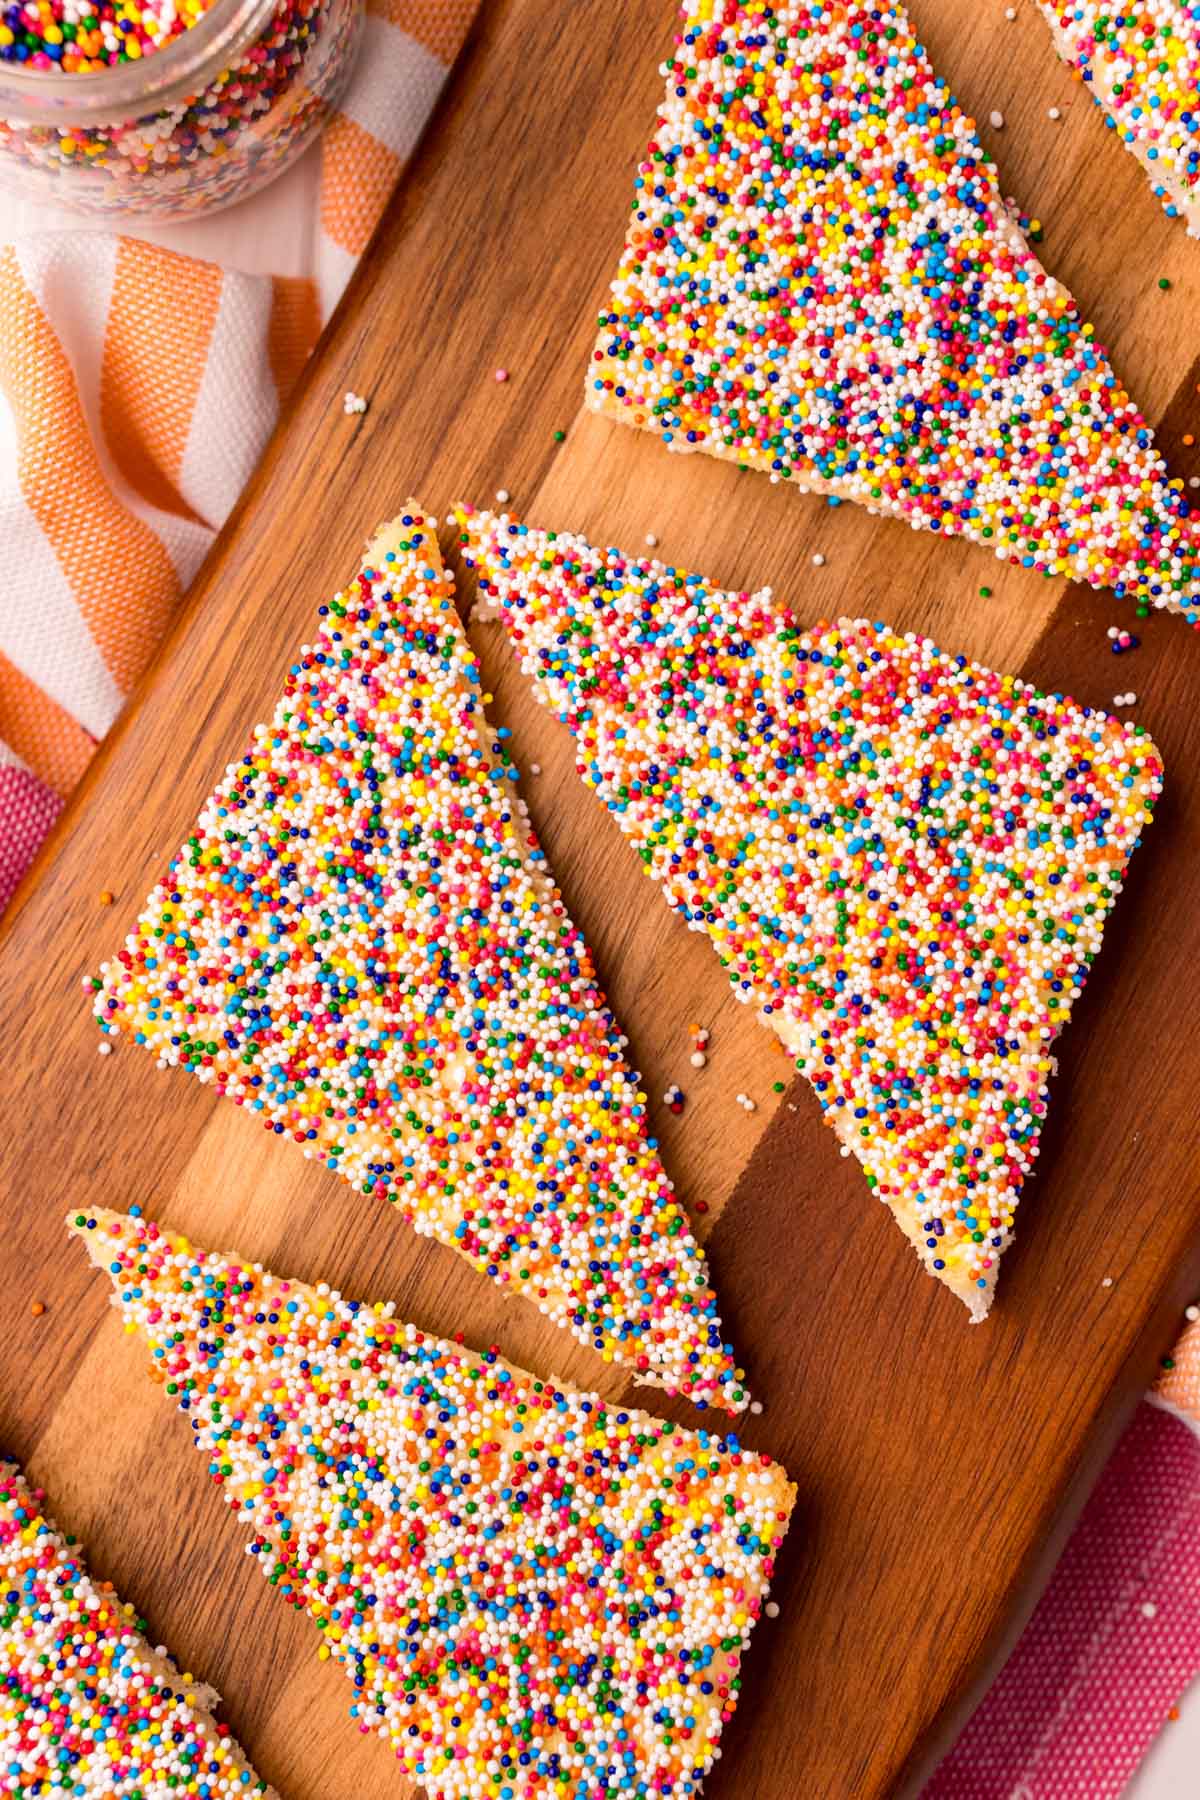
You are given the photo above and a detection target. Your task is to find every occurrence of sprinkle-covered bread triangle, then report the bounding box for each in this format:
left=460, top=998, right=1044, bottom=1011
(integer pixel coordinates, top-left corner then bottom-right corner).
left=456, top=506, right=1163, bottom=1318
left=589, top=0, right=1200, bottom=621
left=0, top=1455, right=274, bottom=1797
left=1037, top=3, right=1200, bottom=234
left=71, top=1207, right=794, bottom=1800
left=90, top=506, right=745, bottom=1412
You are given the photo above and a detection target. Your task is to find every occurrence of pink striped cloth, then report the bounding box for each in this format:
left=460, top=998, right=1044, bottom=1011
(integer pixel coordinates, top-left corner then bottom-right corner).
left=1, top=7, right=1197, bottom=1794
left=925, top=1346, right=1200, bottom=1797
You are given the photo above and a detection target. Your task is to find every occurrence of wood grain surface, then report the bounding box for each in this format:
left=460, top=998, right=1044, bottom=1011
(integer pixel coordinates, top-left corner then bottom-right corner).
left=3, top=3, right=1200, bottom=1795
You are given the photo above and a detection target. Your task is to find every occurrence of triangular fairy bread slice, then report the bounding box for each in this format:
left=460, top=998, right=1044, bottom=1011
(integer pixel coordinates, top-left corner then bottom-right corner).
left=90, top=505, right=746, bottom=1412
left=71, top=1206, right=794, bottom=1800
left=0, top=1455, right=274, bottom=1796
left=455, top=505, right=1163, bottom=1319
left=1037, top=3, right=1200, bottom=235
left=588, top=0, right=1200, bottom=622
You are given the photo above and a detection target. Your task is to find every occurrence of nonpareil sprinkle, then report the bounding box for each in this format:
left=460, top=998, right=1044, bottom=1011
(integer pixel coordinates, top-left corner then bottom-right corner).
left=459, top=504, right=1163, bottom=1321
left=588, top=0, right=1200, bottom=625
left=0, top=1456, right=272, bottom=1795
left=3, top=0, right=218, bottom=72
left=91, top=504, right=746, bottom=1413
left=1037, top=3, right=1200, bottom=236
left=71, top=1209, right=795, bottom=1800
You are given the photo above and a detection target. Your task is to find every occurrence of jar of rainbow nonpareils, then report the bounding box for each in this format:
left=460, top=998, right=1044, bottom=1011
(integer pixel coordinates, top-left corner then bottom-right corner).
left=0, top=0, right=362, bottom=219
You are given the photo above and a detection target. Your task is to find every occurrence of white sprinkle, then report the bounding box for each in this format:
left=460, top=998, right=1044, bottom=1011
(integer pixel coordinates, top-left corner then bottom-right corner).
left=1141, top=1601, right=1158, bottom=1620
left=645, top=532, right=659, bottom=548
left=1004, top=5, right=1016, bottom=15
left=529, top=763, right=541, bottom=776
left=690, top=1051, right=707, bottom=1068
left=1191, top=477, right=1200, bottom=490
left=1101, top=1276, right=1114, bottom=1288
left=765, top=1601, right=780, bottom=1619
left=1048, top=106, right=1062, bottom=121
left=749, top=1400, right=763, bottom=1415
left=1107, top=626, right=1119, bottom=639
left=811, top=552, right=826, bottom=567
left=989, top=111, right=1004, bottom=130
left=1186, top=1305, right=1199, bottom=1323
left=343, top=391, right=368, bottom=415
left=97, top=1041, right=112, bottom=1057
left=495, top=488, right=510, bottom=504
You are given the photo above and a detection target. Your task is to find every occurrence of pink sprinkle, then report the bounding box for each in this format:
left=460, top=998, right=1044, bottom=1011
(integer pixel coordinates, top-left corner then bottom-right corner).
left=494, top=368, right=509, bottom=383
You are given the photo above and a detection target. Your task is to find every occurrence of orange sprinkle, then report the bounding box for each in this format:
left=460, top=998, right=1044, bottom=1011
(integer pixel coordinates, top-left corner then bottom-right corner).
left=29, top=1301, right=45, bottom=1317
left=98, top=890, right=114, bottom=906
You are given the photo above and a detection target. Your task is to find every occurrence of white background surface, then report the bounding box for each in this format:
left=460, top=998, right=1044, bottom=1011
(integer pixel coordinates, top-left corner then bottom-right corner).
left=1126, top=1703, right=1200, bottom=1799
left=2, top=162, right=1198, bottom=1800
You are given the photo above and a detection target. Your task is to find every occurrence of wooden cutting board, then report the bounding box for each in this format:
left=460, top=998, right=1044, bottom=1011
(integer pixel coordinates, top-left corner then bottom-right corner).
left=4, top=2, right=1200, bottom=1795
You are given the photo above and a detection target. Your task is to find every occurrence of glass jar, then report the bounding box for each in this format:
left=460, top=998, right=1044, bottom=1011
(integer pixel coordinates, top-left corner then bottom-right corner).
left=0, top=0, right=362, bottom=221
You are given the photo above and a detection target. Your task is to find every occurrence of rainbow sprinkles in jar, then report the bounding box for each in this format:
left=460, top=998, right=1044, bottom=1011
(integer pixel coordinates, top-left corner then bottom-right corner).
left=3, top=0, right=226, bottom=71
left=0, top=0, right=361, bottom=217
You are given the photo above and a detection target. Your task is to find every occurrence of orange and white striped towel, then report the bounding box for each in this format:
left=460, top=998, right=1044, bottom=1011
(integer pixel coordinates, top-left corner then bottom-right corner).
left=0, top=0, right=479, bottom=915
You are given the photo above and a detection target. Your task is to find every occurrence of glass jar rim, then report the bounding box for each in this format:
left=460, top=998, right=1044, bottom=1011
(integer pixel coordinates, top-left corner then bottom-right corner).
left=0, top=0, right=281, bottom=123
